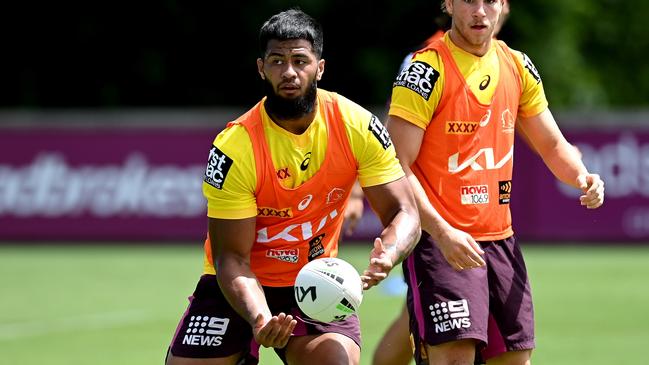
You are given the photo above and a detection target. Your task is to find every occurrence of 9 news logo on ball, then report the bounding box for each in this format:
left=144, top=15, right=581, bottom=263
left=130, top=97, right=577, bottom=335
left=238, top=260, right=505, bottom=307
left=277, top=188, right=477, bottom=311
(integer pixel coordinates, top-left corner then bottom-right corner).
left=293, top=257, right=363, bottom=323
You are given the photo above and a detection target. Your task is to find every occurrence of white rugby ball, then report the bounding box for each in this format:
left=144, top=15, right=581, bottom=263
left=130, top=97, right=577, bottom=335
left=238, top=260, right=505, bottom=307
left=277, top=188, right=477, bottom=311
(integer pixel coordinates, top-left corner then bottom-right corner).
left=293, top=257, right=363, bottom=323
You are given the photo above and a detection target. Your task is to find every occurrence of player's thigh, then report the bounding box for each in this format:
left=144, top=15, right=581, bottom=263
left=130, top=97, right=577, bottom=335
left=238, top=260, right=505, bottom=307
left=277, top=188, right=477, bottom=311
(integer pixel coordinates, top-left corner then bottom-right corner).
left=484, top=237, right=535, bottom=354
left=166, top=352, right=242, bottom=365
left=403, top=233, right=489, bottom=349
left=285, top=332, right=360, bottom=365
left=486, top=349, right=532, bottom=365
left=425, top=339, right=477, bottom=365
left=167, top=275, right=254, bottom=363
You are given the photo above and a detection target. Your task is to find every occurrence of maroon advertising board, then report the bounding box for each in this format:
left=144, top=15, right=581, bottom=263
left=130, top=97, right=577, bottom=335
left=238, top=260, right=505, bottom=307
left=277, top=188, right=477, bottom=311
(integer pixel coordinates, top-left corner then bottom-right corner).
left=511, top=130, right=649, bottom=242
left=1, top=125, right=648, bottom=242
left=0, top=128, right=214, bottom=241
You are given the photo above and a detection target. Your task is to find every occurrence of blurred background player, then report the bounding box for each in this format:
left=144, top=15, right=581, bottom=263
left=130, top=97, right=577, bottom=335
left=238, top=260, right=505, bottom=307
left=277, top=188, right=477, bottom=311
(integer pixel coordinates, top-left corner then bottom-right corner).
left=372, top=2, right=510, bottom=365
left=165, top=8, right=421, bottom=365
left=386, top=0, right=604, bottom=365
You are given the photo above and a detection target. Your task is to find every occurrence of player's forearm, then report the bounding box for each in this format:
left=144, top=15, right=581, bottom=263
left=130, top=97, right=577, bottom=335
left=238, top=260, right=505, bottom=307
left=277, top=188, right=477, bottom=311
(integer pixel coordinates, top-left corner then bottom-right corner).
left=216, top=257, right=272, bottom=326
left=379, top=206, right=421, bottom=265
left=405, top=171, right=454, bottom=241
left=538, top=141, right=588, bottom=190
left=519, top=109, right=590, bottom=190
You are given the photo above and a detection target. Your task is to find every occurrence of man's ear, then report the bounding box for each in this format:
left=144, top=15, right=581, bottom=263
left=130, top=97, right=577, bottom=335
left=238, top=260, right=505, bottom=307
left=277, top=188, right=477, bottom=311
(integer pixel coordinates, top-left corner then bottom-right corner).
left=445, top=0, right=453, bottom=15
left=316, top=59, right=325, bottom=81
left=256, top=58, right=265, bottom=80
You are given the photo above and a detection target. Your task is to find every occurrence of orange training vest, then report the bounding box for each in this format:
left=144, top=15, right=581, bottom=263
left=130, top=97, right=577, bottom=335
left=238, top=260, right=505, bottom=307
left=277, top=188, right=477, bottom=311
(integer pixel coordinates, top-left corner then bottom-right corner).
left=204, top=90, right=358, bottom=286
left=412, top=39, right=521, bottom=240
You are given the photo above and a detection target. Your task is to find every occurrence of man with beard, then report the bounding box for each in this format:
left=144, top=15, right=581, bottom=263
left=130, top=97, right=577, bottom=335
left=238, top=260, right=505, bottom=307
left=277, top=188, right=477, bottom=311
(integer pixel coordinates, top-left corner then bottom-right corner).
left=165, top=8, right=421, bottom=365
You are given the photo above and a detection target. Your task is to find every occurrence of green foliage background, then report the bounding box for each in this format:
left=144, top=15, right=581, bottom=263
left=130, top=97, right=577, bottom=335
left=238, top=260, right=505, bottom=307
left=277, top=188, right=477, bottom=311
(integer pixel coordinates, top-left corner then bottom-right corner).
left=4, top=1, right=647, bottom=110
left=505, top=0, right=649, bottom=108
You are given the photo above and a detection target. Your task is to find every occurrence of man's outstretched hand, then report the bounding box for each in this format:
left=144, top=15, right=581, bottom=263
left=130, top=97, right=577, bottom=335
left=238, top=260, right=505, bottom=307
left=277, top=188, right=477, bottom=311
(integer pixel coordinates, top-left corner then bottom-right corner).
left=252, top=312, right=297, bottom=348
left=360, top=238, right=395, bottom=290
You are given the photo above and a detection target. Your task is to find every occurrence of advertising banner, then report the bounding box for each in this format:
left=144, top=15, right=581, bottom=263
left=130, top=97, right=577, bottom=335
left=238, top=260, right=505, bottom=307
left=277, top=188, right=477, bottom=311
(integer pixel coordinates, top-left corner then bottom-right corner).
left=1, top=122, right=648, bottom=243
left=0, top=127, right=214, bottom=241
left=511, top=130, right=649, bottom=242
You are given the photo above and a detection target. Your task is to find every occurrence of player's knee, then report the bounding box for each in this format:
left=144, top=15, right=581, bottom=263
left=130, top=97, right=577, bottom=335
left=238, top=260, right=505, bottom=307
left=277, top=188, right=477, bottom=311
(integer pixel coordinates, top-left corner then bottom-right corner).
left=371, top=334, right=412, bottom=365
left=426, top=339, right=477, bottom=365
left=486, top=349, right=532, bottom=365
left=372, top=352, right=411, bottom=365
left=165, top=351, right=241, bottom=365
left=287, top=333, right=360, bottom=365
left=291, top=346, right=359, bottom=365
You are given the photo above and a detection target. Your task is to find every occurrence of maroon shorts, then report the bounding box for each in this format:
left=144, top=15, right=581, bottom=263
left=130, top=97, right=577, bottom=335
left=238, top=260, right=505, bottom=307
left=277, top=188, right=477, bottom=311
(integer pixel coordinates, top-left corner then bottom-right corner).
left=167, top=275, right=361, bottom=364
left=403, top=234, right=535, bottom=364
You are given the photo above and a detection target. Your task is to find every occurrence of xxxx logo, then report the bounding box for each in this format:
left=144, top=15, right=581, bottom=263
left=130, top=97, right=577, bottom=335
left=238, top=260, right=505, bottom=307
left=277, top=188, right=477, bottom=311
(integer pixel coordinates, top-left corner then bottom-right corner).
left=446, top=121, right=478, bottom=135
left=276, top=168, right=291, bottom=180
left=257, top=207, right=293, bottom=218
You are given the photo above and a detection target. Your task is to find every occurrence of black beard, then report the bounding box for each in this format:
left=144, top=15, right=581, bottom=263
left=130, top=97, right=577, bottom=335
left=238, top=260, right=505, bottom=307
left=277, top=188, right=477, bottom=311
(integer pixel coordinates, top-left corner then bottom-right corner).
left=263, top=78, right=317, bottom=120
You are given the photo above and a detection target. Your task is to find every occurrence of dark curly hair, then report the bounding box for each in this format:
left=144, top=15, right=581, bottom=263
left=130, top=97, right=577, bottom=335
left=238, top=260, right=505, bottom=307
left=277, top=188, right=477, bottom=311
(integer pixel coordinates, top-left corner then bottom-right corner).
left=259, top=8, right=324, bottom=59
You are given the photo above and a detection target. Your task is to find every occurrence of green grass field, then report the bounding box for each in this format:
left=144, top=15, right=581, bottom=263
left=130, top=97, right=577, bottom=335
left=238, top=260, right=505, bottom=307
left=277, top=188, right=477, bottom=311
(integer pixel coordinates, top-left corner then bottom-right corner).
left=1, top=243, right=648, bottom=365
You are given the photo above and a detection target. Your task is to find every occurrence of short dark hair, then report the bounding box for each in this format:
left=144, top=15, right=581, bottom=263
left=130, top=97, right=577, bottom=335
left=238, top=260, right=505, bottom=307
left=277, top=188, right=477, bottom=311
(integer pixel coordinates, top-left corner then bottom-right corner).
left=259, top=8, right=324, bottom=59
